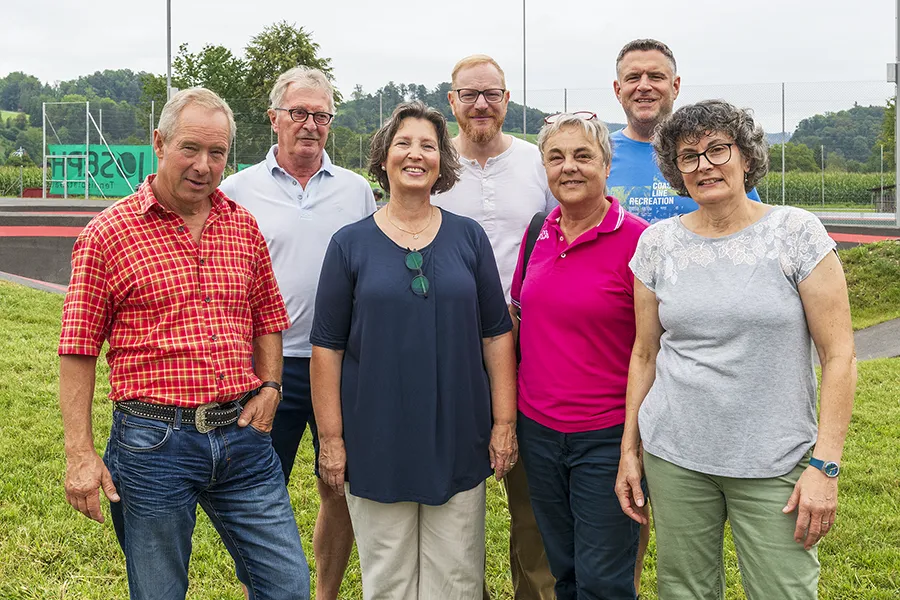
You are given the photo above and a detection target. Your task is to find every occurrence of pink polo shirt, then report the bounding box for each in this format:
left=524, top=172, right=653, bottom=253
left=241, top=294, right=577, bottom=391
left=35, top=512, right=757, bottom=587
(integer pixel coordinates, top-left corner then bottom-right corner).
left=511, top=198, right=648, bottom=433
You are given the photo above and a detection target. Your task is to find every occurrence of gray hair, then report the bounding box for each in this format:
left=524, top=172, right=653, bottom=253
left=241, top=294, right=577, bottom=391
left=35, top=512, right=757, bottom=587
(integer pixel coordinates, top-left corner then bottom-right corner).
left=537, top=114, right=613, bottom=166
left=653, top=99, right=769, bottom=197
left=369, top=101, right=461, bottom=195
left=616, top=39, right=677, bottom=76
left=269, top=67, right=336, bottom=114
left=157, top=87, right=236, bottom=145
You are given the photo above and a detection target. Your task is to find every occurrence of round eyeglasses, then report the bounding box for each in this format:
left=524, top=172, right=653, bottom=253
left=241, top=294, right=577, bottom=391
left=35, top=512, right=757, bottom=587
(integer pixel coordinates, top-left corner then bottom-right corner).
left=405, top=250, right=429, bottom=298
left=543, top=111, right=597, bottom=124
left=453, top=89, right=506, bottom=104
left=674, top=143, right=734, bottom=174
left=273, top=107, right=334, bottom=126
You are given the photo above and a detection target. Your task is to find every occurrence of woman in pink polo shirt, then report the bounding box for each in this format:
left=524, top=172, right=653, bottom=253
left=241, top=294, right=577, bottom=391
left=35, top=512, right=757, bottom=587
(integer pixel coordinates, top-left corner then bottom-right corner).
left=510, top=113, right=648, bottom=600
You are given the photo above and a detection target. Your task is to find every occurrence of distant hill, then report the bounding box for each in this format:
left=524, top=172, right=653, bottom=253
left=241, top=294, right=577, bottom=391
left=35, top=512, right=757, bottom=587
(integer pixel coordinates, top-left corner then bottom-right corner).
left=767, top=132, right=792, bottom=145
left=789, top=104, right=884, bottom=165
left=333, top=83, right=550, bottom=134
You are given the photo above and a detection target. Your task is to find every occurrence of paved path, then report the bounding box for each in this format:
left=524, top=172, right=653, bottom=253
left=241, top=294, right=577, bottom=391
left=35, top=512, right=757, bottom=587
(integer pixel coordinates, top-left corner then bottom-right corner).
left=852, top=318, right=900, bottom=361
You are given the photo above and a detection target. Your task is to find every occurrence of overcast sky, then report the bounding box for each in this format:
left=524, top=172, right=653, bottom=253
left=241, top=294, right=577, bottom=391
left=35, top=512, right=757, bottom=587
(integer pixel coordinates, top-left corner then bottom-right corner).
left=3, top=0, right=897, bottom=130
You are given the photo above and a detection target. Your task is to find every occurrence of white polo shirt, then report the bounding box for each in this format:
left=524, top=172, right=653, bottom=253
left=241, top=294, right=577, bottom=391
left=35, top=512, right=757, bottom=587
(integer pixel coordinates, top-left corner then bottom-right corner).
left=220, top=145, right=376, bottom=357
left=432, top=136, right=557, bottom=300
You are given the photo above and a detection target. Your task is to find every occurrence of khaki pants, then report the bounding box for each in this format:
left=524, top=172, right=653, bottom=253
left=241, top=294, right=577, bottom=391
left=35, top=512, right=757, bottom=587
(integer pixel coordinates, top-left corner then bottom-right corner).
left=346, top=482, right=486, bottom=600
left=483, top=460, right=555, bottom=600
left=644, top=452, right=820, bottom=600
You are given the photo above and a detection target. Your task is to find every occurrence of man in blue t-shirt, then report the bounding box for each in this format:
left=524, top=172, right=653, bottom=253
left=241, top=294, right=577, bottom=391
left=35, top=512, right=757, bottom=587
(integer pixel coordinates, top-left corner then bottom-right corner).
left=608, top=39, right=759, bottom=223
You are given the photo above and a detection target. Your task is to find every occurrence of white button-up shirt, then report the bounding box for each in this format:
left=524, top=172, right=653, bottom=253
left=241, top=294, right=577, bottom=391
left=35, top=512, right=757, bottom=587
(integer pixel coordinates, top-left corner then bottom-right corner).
left=432, top=137, right=557, bottom=300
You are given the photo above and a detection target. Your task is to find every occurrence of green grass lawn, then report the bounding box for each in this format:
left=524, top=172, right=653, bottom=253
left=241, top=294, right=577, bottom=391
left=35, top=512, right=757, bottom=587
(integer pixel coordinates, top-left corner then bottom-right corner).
left=842, top=241, right=900, bottom=330
left=0, top=109, right=27, bottom=124
left=1, top=240, right=899, bottom=598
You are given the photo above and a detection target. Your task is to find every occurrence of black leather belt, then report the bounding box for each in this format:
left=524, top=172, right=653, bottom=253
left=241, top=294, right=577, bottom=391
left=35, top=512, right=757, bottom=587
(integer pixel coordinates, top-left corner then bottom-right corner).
left=115, top=391, right=254, bottom=434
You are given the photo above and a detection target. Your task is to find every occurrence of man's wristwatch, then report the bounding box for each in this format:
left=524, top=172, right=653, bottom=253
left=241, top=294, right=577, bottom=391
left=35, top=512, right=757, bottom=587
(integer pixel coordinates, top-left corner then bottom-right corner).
left=258, top=381, right=283, bottom=401
left=809, top=456, right=840, bottom=478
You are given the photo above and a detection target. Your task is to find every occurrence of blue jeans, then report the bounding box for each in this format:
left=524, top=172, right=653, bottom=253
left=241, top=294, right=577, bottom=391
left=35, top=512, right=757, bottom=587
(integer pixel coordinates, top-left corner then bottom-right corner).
left=271, top=357, right=320, bottom=482
left=105, top=408, right=310, bottom=600
left=517, top=413, right=639, bottom=600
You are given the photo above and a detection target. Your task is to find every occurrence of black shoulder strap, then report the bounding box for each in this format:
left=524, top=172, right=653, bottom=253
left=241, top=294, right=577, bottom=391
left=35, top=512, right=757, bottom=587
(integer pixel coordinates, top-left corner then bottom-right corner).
left=522, top=211, right=549, bottom=281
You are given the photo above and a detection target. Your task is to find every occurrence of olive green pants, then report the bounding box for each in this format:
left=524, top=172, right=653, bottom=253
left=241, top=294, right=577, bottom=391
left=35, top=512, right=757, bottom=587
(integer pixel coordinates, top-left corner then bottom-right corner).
left=643, top=452, right=820, bottom=600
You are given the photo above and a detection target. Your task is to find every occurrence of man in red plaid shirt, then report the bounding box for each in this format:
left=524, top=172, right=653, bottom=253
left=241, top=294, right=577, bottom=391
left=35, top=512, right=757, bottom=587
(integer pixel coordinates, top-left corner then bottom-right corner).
left=58, top=88, right=310, bottom=600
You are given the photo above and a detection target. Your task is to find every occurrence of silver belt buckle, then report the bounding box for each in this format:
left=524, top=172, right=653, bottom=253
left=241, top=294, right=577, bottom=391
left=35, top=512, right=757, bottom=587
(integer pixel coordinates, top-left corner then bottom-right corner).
left=194, top=402, right=220, bottom=434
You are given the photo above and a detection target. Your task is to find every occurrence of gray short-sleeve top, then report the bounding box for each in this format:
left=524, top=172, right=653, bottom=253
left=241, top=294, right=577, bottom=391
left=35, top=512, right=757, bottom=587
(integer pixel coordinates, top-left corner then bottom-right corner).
left=629, top=206, right=836, bottom=478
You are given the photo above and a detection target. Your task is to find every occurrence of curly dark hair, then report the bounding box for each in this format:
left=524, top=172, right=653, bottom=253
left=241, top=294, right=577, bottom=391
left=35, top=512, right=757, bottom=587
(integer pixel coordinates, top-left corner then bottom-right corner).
left=652, top=99, right=769, bottom=198
left=368, top=101, right=460, bottom=195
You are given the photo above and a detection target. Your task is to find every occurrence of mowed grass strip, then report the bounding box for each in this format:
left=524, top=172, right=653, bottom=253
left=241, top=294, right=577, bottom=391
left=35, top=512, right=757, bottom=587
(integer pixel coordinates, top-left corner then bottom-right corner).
left=1, top=237, right=899, bottom=598
left=842, top=241, right=900, bottom=329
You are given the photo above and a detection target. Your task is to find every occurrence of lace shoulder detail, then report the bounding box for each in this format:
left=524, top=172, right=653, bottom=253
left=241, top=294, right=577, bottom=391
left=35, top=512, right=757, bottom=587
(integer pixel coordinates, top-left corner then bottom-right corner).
left=775, top=207, right=836, bottom=283
left=643, top=207, right=834, bottom=287
left=629, top=218, right=679, bottom=291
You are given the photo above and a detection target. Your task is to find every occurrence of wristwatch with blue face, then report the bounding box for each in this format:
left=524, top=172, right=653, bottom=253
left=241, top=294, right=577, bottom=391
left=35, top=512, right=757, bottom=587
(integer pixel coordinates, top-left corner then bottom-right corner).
left=809, top=457, right=840, bottom=478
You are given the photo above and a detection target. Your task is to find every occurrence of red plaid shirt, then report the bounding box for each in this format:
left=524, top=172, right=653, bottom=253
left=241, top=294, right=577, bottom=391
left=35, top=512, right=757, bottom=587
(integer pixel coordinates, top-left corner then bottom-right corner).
left=59, top=176, right=291, bottom=408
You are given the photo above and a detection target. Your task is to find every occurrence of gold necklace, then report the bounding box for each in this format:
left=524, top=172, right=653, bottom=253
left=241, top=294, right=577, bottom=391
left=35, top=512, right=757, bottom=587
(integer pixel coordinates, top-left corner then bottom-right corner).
left=386, top=203, right=434, bottom=240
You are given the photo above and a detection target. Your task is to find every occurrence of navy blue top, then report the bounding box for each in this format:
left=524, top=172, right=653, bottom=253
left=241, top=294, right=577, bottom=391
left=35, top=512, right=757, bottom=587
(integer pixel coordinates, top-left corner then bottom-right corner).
left=310, top=209, right=513, bottom=505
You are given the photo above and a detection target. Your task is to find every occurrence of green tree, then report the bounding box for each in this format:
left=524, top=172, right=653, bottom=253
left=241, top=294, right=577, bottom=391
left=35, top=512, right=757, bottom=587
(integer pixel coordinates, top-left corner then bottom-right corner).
left=0, top=72, right=46, bottom=111
left=790, top=104, right=884, bottom=165
left=243, top=21, right=338, bottom=105
left=14, top=127, right=43, bottom=164
left=173, top=43, right=249, bottom=100
left=872, top=98, right=894, bottom=170
left=769, top=142, right=819, bottom=172
left=57, top=69, right=144, bottom=104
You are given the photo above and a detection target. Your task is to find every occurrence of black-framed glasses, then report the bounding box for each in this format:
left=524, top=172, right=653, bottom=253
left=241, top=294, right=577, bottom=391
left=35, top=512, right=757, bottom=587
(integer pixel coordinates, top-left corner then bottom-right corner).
left=454, top=89, right=506, bottom=104
left=273, top=107, right=334, bottom=125
left=543, top=111, right=597, bottom=124
left=405, top=250, right=429, bottom=298
left=674, top=143, right=733, bottom=173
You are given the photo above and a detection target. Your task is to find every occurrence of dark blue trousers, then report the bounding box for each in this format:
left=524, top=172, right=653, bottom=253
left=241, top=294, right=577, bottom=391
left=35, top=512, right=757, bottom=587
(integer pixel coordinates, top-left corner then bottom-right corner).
left=270, top=356, right=320, bottom=482
left=518, top=413, right=639, bottom=600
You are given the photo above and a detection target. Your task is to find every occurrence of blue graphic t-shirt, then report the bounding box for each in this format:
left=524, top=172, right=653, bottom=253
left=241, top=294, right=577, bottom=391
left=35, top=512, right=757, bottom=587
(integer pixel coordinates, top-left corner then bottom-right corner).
left=607, top=130, right=760, bottom=223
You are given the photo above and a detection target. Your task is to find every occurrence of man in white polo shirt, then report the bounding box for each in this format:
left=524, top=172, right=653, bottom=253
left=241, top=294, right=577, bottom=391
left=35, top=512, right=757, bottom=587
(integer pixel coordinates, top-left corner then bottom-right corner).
left=220, top=66, right=375, bottom=600
left=432, top=54, right=556, bottom=600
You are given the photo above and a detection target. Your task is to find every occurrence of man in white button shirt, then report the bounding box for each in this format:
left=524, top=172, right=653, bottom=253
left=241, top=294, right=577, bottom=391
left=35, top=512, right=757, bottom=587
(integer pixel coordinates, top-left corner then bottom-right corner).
left=220, top=66, right=375, bottom=600
left=432, top=54, right=556, bottom=600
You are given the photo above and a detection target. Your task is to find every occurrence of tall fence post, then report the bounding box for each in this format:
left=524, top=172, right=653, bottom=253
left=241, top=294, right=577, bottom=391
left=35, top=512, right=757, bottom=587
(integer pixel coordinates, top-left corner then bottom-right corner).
left=85, top=101, right=90, bottom=199
left=896, top=0, right=900, bottom=224
left=150, top=100, right=156, bottom=173
left=41, top=102, right=46, bottom=199
left=821, top=145, right=825, bottom=206
left=522, top=0, right=527, bottom=138
left=781, top=82, right=786, bottom=205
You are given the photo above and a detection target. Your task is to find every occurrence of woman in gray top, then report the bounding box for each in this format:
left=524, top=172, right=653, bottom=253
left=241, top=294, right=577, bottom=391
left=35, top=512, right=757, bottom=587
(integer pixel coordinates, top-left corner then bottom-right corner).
left=614, top=100, right=856, bottom=600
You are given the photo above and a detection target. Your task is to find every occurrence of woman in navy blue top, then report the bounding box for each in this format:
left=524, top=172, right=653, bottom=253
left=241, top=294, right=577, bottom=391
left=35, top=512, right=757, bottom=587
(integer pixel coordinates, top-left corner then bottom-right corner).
left=309, top=101, right=517, bottom=599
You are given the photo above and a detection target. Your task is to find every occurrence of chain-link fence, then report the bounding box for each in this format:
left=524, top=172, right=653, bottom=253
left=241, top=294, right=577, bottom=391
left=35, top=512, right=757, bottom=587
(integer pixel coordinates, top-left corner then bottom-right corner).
left=31, top=81, right=899, bottom=224
left=517, top=81, right=897, bottom=216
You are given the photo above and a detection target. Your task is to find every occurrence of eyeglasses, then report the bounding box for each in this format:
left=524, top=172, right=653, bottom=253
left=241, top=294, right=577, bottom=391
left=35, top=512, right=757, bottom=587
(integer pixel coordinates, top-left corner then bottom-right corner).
left=674, top=143, right=734, bottom=174
left=273, top=107, right=334, bottom=126
left=405, top=250, right=429, bottom=298
left=543, top=111, right=597, bottom=124
left=454, top=89, right=506, bottom=104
